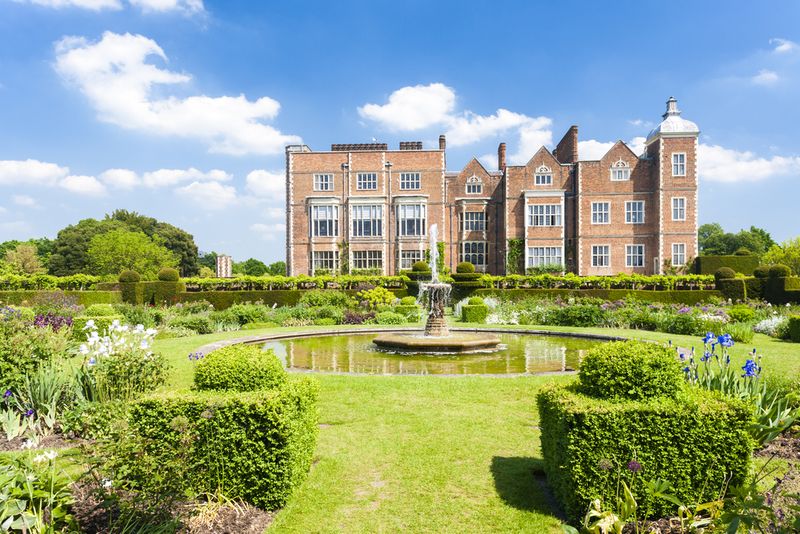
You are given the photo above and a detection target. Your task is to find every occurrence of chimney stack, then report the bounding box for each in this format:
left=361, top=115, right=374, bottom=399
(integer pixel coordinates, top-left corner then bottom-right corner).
left=439, top=134, right=446, bottom=150
left=498, top=142, right=507, bottom=171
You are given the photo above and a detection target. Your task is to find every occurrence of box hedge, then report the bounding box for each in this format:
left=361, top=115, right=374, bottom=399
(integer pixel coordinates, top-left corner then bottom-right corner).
left=140, top=281, right=186, bottom=306
left=716, top=278, right=746, bottom=301
left=127, top=378, right=318, bottom=510
left=473, top=288, right=721, bottom=305
left=461, top=304, right=489, bottom=323
left=538, top=383, right=753, bottom=522
left=694, top=255, right=759, bottom=275
left=789, top=315, right=800, bottom=343
left=194, top=345, right=287, bottom=392
left=175, top=289, right=407, bottom=310
left=0, top=290, right=121, bottom=307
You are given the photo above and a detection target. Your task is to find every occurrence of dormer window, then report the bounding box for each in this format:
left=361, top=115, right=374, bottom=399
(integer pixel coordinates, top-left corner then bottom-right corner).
left=534, top=165, right=552, bottom=185
left=466, top=175, right=482, bottom=194
left=610, top=159, right=631, bottom=181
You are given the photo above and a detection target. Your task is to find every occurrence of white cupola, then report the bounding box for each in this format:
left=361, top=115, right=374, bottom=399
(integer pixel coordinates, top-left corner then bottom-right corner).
left=645, top=97, right=699, bottom=144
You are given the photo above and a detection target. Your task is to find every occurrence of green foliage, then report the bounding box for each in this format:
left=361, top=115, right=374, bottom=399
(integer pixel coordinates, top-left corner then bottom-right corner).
left=0, top=290, right=120, bottom=307
left=393, top=304, right=420, bottom=321
left=118, top=269, right=141, bottom=283
left=526, top=264, right=565, bottom=275
left=727, top=305, right=755, bottom=323
left=538, top=382, right=753, bottom=522
left=733, top=247, right=751, bottom=255
left=725, top=322, right=755, bottom=343
left=467, top=297, right=485, bottom=305
left=157, top=267, right=180, bottom=282
left=298, top=289, right=352, bottom=308
left=698, top=223, right=775, bottom=257
left=716, top=278, right=746, bottom=302
left=506, top=238, right=524, bottom=274
left=4, top=243, right=45, bottom=274
left=84, top=303, right=117, bottom=316
left=116, top=378, right=318, bottom=509
left=461, top=304, right=489, bottom=323
left=549, top=304, right=604, bottom=327
left=763, top=238, right=800, bottom=275
left=193, top=345, right=287, bottom=392
left=167, top=314, right=213, bottom=334
left=214, top=302, right=270, bottom=325
left=475, top=288, right=720, bottom=305
left=357, top=286, right=396, bottom=308
left=61, top=400, right=129, bottom=440
left=456, top=262, right=475, bottom=274
left=753, top=265, right=770, bottom=278
left=48, top=217, right=123, bottom=276
left=0, top=274, right=102, bottom=291
left=266, top=261, right=287, bottom=276
left=72, top=315, right=124, bottom=340
left=88, top=228, right=178, bottom=278
left=714, top=267, right=736, bottom=281
left=789, top=315, right=800, bottom=342
left=578, top=341, right=683, bottom=401
left=694, top=255, right=759, bottom=275
left=374, top=311, right=407, bottom=325
left=233, top=258, right=269, bottom=276
left=399, top=296, right=417, bottom=305
left=0, top=310, right=71, bottom=390
left=140, top=280, right=186, bottom=306
left=768, top=263, right=792, bottom=278
left=412, top=261, right=430, bottom=272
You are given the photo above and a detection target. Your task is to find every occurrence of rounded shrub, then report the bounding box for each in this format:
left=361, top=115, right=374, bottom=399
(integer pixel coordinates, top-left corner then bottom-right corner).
left=734, top=247, right=752, bottom=256
left=727, top=304, right=756, bottom=323
left=467, top=297, right=485, bottom=305
left=400, top=296, right=417, bottom=305
left=578, top=340, right=684, bottom=401
left=768, top=264, right=792, bottom=278
left=375, top=311, right=407, bottom=325
left=83, top=303, right=118, bottom=316
left=714, top=267, right=736, bottom=282
left=753, top=265, right=771, bottom=279
left=193, top=344, right=287, bottom=392
left=412, top=261, right=431, bottom=272
left=118, top=270, right=141, bottom=283
left=456, top=262, right=476, bottom=274
left=157, top=267, right=180, bottom=282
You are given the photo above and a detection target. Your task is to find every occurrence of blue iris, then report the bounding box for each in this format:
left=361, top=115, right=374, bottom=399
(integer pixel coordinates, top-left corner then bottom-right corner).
left=718, top=334, right=734, bottom=348
left=702, top=332, right=715, bottom=344
left=742, top=359, right=759, bottom=378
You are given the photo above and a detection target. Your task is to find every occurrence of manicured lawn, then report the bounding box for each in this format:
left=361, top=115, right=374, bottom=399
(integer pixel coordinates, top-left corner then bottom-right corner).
left=151, top=323, right=800, bottom=533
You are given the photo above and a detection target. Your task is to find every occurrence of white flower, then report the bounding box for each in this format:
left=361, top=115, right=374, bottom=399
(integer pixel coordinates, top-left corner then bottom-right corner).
left=33, top=453, right=47, bottom=464
left=21, top=439, right=35, bottom=450
left=79, top=344, right=89, bottom=355
left=134, top=324, right=145, bottom=333
left=140, top=340, right=150, bottom=350
left=83, top=319, right=96, bottom=330
left=102, top=478, right=113, bottom=489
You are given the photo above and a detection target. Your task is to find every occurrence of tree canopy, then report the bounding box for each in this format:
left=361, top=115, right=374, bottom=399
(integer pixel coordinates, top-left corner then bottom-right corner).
left=762, top=238, right=800, bottom=275
left=4, top=244, right=45, bottom=274
left=87, top=228, right=178, bottom=278
left=698, top=223, right=776, bottom=256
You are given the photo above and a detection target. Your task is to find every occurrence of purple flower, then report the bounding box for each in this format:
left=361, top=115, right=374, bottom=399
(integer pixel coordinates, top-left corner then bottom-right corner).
left=24, top=409, right=34, bottom=417
left=717, top=334, right=734, bottom=348
left=626, top=460, right=642, bottom=473
left=3, top=389, right=11, bottom=399
left=702, top=332, right=715, bottom=344
left=742, top=359, right=759, bottom=378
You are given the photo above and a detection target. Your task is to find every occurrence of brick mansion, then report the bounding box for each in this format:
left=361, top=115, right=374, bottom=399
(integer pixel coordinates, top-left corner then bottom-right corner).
left=285, top=97, right=698, bottom=276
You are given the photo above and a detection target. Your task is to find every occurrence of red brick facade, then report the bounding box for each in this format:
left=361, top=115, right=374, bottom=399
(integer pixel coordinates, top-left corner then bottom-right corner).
left=286, top=98, right=698, bottom=276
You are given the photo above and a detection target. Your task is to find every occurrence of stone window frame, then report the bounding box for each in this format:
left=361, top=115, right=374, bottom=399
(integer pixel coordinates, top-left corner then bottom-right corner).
left=610, top=158, right=631, bottom=181
left=350, top=204, right=383, bottom=238
left=462, top=211, right=486, bottom=232
left=310, top=204, right=339, bottom=237
left=399, top=172, right=421, bottom=191
left=624, top=200, right=645, bottom=225
left=398, top=250, right=423, bottom=270
left=625, top=244, right=645, bottom=268
left=672, top=243, right=686, bottom=266
left=396, top=203, right=427, bottom=237
left=460, top=241, right=487, bottom=266
left=672, top=153, right=687, bottom=177
left=534, top=165, right=553, bottom=186
left=591, top=201, right=610, bottom=225
left=312, top=250, right=338, bottom=272
left=591, top=244, right=610, bottom=268
left=528, top=203, right=562, bottom=227
left=527, top=246, right=562, bottom=268
left=466, top=175, right=483, bottom=194
left=352, top=250, right=383, bottom=270
left=313, top=173, right=334, bottom=192
left=671, top=197, right=686, bottom=221
left=356, top=172, right=378, bottom=191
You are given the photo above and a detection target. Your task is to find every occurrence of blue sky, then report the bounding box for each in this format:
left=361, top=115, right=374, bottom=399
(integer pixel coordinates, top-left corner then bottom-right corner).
left=1, top=0, right=799, bottom=262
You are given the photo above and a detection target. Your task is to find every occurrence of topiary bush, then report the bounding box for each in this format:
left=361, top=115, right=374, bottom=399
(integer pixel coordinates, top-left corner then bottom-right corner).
left=456, top=262, right=476, bottom=274
left=461, top=302, right=489, bottom=323
left=194, top=344, right=287, bottom=392
left=467, top=297, right=485, bottom=305
left=769, top=264, right=792, bottom=278
left=538, top=383, right=752, bottom=522
left=789, top=315, right=800, bottom=343
left=727, top=304, right=756, bottom=323
left=118, top=270, right=141, bottom=283
left=714, top=267, right=736, bottom=282
left=120, top=377, right=318, bottom=510
left=157, top=267, right=180, bottom=282
left=412, top=261, right=430, bottom=272
left=578, top=341, right=684, bottom=401
left=753, top=265, right=770, bottom=279
left=734, top=247, right=752, bottom=256
left=84, top=303, right=118, bottom=316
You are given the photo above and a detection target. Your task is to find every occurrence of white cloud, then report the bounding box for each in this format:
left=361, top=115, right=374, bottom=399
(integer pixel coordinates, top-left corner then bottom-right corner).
left=142, top=168, right=230, bottom=188
left=770, top=38, right=798, bottom=54
left=14, top=0, right=122, bottom=10
left=176, top=181, right=237, bottom=209
left=54, top=32, right=299, bottom=155
left=250, top=222, right=286, bottom=241
left=0, top=159, right=68, bottom=186
left=577, top=137, right=646, bottom=160
left=628, top=118, right=654, bottom=129
left=245, top=169, right=284, bottom=197
left=59, top=175, right=107, bottom=196
left=13, top=195, right=37, bottom=207
left=99, top=168, right=140, bottom=189
left=0, top=221, right=32, bottom=234
left=358, top=83, right=456, bottom=131
left=359, top=82, right=554, bottom=164
left=698, top=144, right=800, bottom=183
left=752, top=69, right=779, bottom=86
left=128, top=0, right=203, bottom=13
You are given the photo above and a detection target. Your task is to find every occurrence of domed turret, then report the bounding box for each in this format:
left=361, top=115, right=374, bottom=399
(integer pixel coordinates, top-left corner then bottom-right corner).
left=645, top=97, right=699, bottom=144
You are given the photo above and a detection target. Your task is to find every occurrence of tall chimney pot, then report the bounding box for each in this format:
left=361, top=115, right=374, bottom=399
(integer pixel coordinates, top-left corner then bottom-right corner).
left=498, top=142, right=507, bottom=171
left=438, top=135, right=446, bottom=150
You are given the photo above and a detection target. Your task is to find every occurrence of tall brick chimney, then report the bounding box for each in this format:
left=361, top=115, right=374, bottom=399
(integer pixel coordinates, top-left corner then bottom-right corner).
left=439, top=134, right=446, bottom=150
left=554, top=126, right=579, bottom=163
left=498, top=142, right=507, bottom=171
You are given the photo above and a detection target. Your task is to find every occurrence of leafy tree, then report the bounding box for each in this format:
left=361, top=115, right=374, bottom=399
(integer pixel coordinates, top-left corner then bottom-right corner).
left=48, top=218, right=124, bottom=275
left=698, top=223, right=775, bottom=256
left=762, top=238, right=800, bottom=275
left=198, top=251, right=218, bottom=271
left=198, top=266, right=215, bottom=278
left=233, top=258, right=269, bottom=276
left=0, top=238, right=53, bottom=268
left=4, top=244, right=44, bottom=274
left=87, top=229, right=177, bottom=278
left=266, top=260, right=286, bottom=276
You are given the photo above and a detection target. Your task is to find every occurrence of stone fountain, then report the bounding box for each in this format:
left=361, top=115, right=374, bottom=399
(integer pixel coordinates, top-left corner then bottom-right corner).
left=372, top=224, right=500, bottom=353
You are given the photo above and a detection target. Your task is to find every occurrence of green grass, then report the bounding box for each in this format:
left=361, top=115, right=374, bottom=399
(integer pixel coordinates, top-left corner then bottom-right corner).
left=149, top=323, right=800, bottom=533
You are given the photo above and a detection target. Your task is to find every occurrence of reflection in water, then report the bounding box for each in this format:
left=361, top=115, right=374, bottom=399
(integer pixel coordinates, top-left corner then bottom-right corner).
left=264, top=333, right=599, bottom=376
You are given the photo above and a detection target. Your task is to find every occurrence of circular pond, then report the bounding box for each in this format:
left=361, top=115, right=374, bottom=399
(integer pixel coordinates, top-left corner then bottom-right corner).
left=262, top=331, right=605, bottom=376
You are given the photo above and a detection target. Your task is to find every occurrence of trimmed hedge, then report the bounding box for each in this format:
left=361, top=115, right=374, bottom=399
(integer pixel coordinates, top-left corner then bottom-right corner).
left=157, top=267, right=180, bottom=282
left=394, top=304, right=421, bottom=320
left=789, top=316, right=800, bottom=343
left=194, top=345, right=287, bottom=392
left=176, top=289, right=407, bottom=310
left=473, top=288, right=722, bottom=305
left=140, top=281, right=186, bottom=306
left=578, top=341, right=683, bottom=401
left=128, top=378, right=318, bottom=509
left=72, top=315, right=124, bottom=340
left=716, top=278, right=746, bottom=302
left=538, top=383, right=752, bottom=522
left=694, top=255, right=759, bottom=275
left=461, top=304, right=489, bottom=323
left=0, top=290, right=121, bottom=307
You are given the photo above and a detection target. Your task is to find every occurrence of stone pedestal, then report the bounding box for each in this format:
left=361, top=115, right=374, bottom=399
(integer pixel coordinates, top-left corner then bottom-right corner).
left=424, top=315, right=450, bottom=337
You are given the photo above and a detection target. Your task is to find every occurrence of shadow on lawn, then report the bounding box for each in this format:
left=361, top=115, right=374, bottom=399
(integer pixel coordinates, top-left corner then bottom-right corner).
left=491, top=456, right=563, bottom=518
